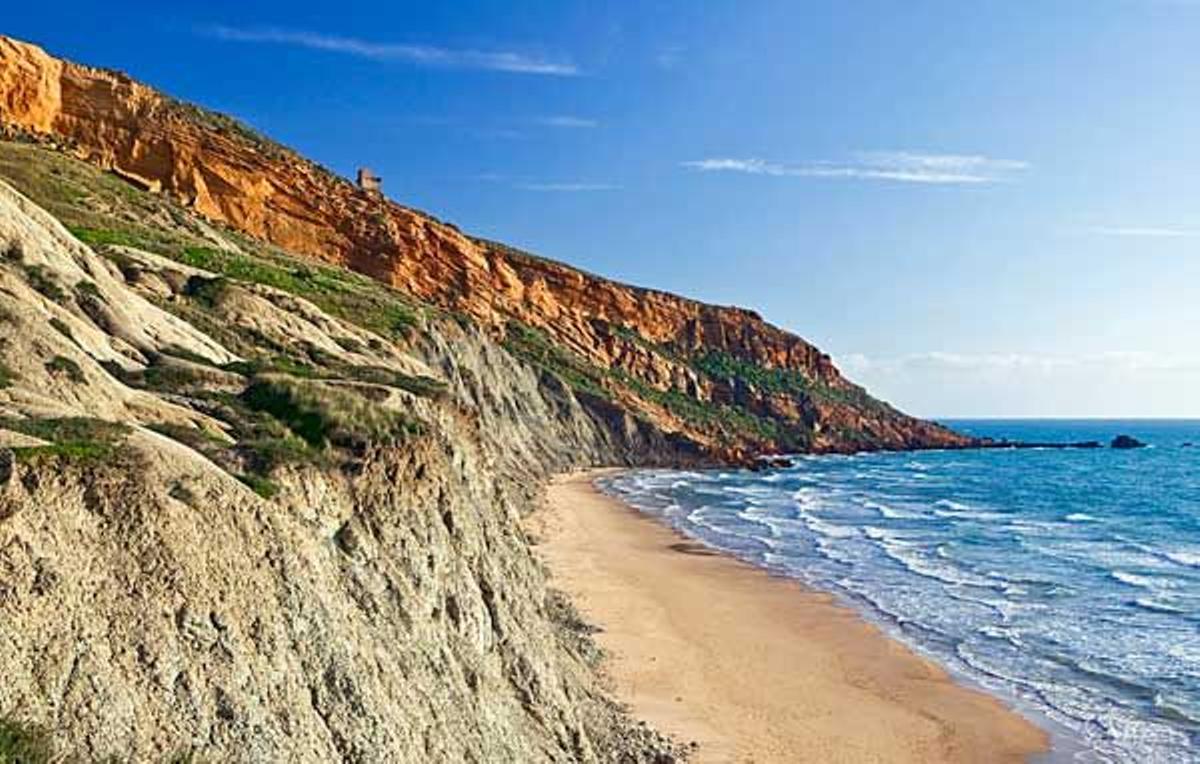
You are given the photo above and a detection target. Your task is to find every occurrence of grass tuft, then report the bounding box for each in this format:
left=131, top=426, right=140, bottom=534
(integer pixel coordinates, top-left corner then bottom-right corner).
left=69, top=227, right=152, bottom=250
left=75, top=279, right=102, bottom=298
left=21, top=265, right=66, bottom=303
left=236, top=473, right=281, bottom=499
left=242, top=375, right=422, bottom=450
left=338, top=365, right=448, bottom=398
left=0, top=717, right=53, bottom=764
left=222, top=356, right=318, bottom=380
left=1, top=416, right=131, bottom=464
left=48, top=317, right=74, bottom=341
left=45, top=356, right=85, bottom=383
left=183, top=276, right=229, bottom=308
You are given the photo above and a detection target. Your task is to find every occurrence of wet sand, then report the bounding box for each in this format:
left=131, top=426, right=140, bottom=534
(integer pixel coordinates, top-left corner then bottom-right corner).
left=531, top=470, right=1050, bottom=763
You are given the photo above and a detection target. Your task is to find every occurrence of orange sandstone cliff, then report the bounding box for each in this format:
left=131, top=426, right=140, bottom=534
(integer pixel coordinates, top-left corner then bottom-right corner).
left=0, top=34, right=969, bottom=456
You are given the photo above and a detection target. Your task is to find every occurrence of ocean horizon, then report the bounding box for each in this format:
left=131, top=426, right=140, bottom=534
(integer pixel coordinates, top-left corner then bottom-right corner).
left=602, top=419, right=1200, bottom=763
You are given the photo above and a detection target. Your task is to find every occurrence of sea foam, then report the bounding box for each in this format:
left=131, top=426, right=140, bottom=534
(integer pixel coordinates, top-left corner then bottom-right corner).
left=600, top=419, right=1200, bottom=761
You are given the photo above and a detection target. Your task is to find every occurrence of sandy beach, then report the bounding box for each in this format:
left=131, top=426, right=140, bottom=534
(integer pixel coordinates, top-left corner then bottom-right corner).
left=531, top=471, right=1050, bottom=764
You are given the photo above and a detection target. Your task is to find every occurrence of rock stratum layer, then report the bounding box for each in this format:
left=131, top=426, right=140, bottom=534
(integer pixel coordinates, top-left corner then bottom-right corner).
left=0, top=31, right=979, bottom=764
left=0, top=160, right=690, bottom=761
left=0, top=34, right=969, bottom=456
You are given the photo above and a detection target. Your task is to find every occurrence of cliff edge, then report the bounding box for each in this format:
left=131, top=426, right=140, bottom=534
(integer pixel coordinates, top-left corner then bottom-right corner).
left=0, top=34, right=969, bottom=457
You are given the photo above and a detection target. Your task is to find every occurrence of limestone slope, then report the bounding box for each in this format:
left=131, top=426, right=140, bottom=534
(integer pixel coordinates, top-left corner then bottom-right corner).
left=0, top=33, right=969, bottom=455
left=0, top=174, right=687, bottom=762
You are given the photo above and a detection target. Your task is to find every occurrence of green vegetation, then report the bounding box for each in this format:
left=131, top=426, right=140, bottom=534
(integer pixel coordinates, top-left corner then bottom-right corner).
left=692, top=350, right=812, bottom=394
left=157, top=345, right=215, bottom=366
left=0, top=717, right=53, bottom=764
left=0, top=140, right=878, bottom=455
left=180, top=275, right=228, bottom=308
left=0, top=143, right=195, bottom=256
left=0, top=143, right=424, bottom=342
left=48, top=317, right=74, bottom=341
left=236, top=473, right=280, bottom=500
left=120, top=354, right=320, bottom=477
left=219, top=356, right=445, bottom=399
left=502, top=321, right=611, bottom=399
left=242, top=376, right=422, bottom=450
left=171, top=249, right=420, bottom=338
left=109, top=330, right=442, bottom=496
left=0, top=362, right=16, bottom=389
left=1, top=417, right=131, bottom=463
left=131, top=356, right=431, bottom=493
left=69, top=227, right=156, bottom=250
left=612, top=369, right=805, bottom=448
left=187, top=391, right=319, bottom=473
left=45, top=355, right=85, bottom=383
left=611, top=323, right=672, bottom=355
left=21, top=264, right=66, bottom=303
left=178, top=246, right=336, bottom=295
left=118, top=362, right=214, bottom=395
left=221, top=355, right=318, bottom=379
left=75, top=279, right=101, bottom=298
left=692, top=350, right=891, bottom=414
left=336, top=365, right=448, bottom=399
left=502, top=320, right=812, bottom=447
left=146, top=422, right=227, bottom=451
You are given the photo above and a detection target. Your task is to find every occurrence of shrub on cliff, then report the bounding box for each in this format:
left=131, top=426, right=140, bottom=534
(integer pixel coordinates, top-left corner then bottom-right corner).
left=0, top=717, right=53, bottom=764
left=0, top=416, right=131, bottom=463
left=44, top=355, right=84, bottom=383
left=242, top=375, right=423, bottom=451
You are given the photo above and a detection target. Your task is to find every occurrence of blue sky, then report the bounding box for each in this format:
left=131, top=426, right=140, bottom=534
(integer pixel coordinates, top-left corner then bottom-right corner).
left=6, top=1, right=1200, bottom=417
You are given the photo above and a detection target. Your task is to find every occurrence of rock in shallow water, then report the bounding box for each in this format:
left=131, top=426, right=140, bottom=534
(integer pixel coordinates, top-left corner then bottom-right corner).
left=1110, top=435, right=1147, bottom=449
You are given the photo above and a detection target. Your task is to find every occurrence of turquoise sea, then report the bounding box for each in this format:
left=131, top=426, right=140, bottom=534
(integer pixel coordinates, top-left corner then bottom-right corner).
left=601, top=420, right=1200, bottom=763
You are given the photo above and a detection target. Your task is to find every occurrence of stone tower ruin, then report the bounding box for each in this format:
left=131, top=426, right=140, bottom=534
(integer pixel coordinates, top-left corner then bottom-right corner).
left=357, top=167, right=382, bottom=196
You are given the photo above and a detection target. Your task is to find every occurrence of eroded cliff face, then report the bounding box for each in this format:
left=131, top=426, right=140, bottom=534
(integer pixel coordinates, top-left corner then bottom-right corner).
left=0, top=174, right=686, bottom=761
left=0, top=34, right=970, bottom=455
left=0, top=31, right=974, bottom=762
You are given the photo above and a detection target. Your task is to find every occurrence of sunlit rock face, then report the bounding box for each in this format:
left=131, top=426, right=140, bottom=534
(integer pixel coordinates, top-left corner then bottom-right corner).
left=0, top=34, right=970, bottom=457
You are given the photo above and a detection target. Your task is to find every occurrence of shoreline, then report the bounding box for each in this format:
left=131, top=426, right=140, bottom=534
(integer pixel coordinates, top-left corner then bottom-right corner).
left=531, top=470, right=1051, bottom=763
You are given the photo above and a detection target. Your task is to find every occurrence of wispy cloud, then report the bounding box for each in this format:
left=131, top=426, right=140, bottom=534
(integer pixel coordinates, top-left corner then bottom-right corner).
left=535, top=115, right=598, bottom=128
left=683, top=158, right=788, bottom=175
left=682, top=151, right=1029, bottom=184
left=1084, top=226, right=1200, bottom=238
left=839, top=351, right=1200, bottom=376
left=205, top=25, right=579, bottom=76
left=515, top=182, right=620, bottom=192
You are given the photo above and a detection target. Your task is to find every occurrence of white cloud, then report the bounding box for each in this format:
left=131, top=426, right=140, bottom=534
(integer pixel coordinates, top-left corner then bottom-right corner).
left=1084, top=226, right=1200, bottom=238
left=515, top=182, right=620, bottom=192
left=205, top=26, right=579, bottom=76
left=536, top=116, right=598, bottom=128
left=681, top=158, right=790, bottom=175
left=682, top=151, right=1029, bottom=184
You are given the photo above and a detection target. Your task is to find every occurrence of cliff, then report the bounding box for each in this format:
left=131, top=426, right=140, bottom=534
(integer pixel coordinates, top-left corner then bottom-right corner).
left=0, top=34, right=969, bottom=456
left=0, top=31, right=977, bottom=763
left=0, top=167, right=694, bottom=761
